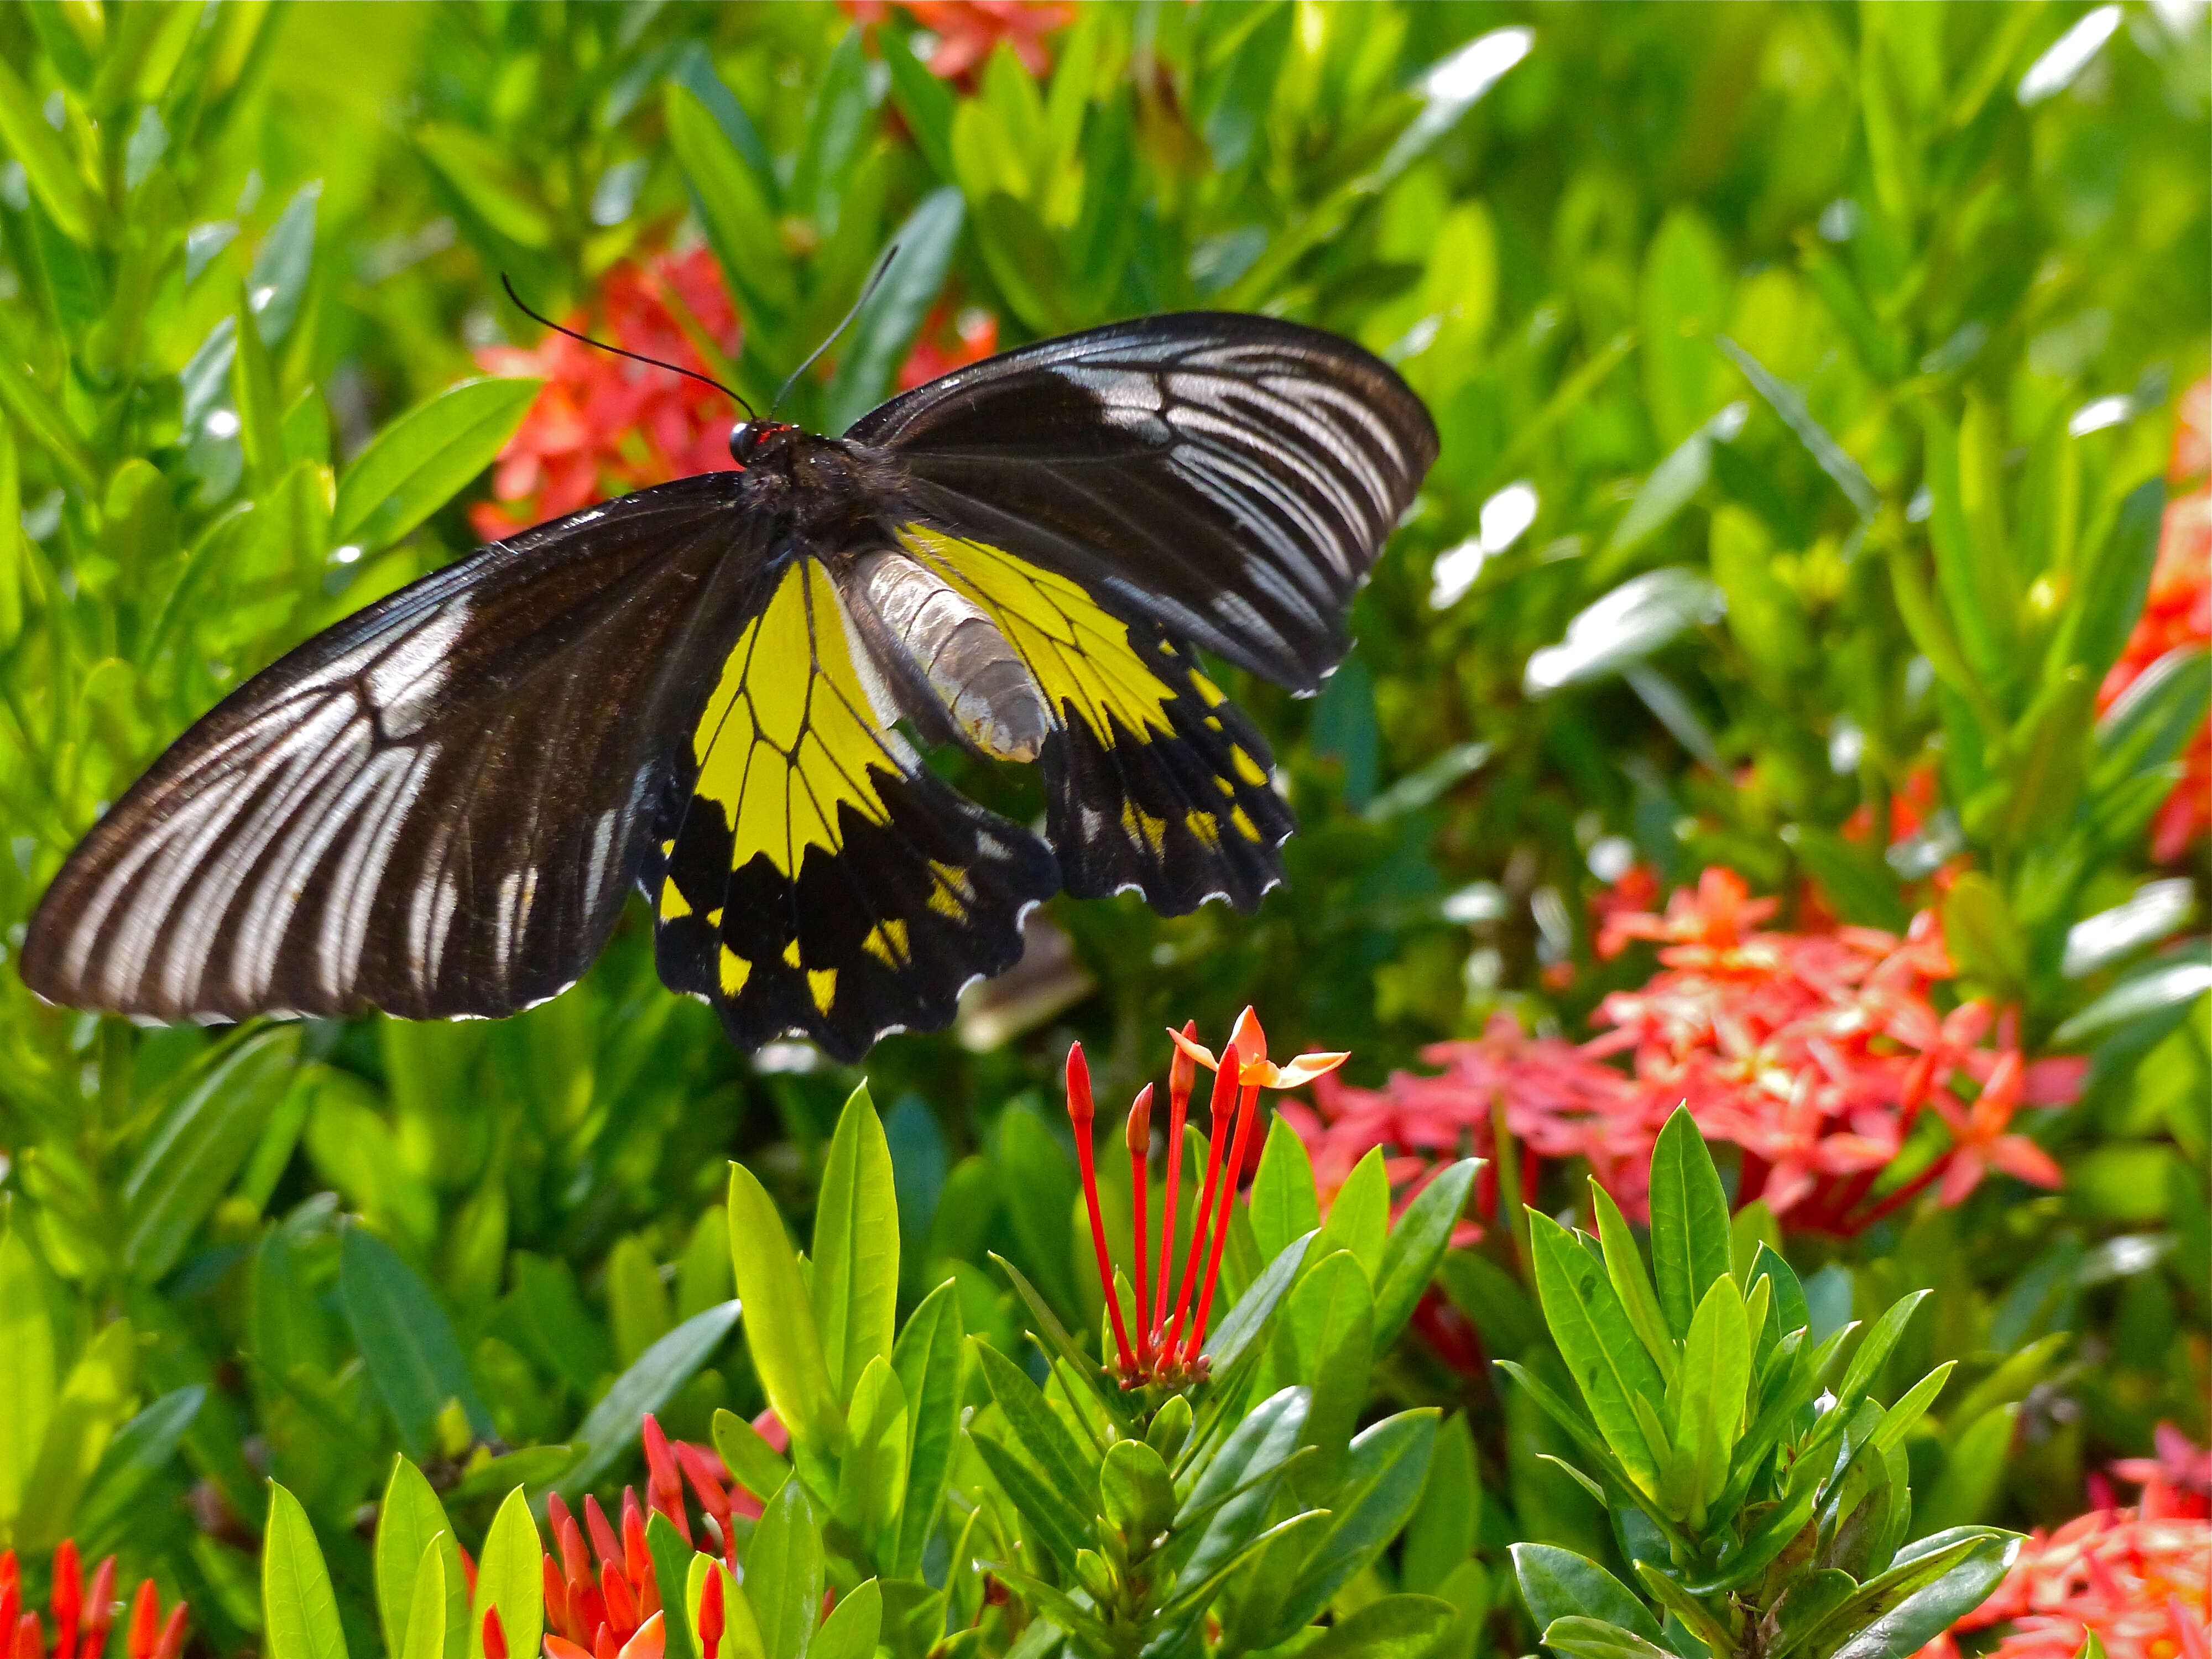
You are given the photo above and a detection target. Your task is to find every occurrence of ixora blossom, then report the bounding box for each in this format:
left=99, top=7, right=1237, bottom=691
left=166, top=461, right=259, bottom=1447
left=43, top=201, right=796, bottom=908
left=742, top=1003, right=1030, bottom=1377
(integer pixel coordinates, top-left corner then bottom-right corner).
left=1916, top=1428, right=2212, bottom=1659
left=540, top=1413, right=759, bottom=1659
left=2100, top=377, right=2211, bottom=864
left=1066, top=1010, right=1347, bottom=1388
left=843, top=1, right=1075, bottom=81
left=1290, top=867, right=2085, bottom=1236
left=0, top=1541, right=187, bottom=1659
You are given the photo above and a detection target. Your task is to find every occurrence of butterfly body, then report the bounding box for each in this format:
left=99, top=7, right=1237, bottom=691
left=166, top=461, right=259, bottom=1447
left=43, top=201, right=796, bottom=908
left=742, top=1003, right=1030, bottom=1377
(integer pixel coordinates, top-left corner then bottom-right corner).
left=24, top=312, right=1437, bottom=1059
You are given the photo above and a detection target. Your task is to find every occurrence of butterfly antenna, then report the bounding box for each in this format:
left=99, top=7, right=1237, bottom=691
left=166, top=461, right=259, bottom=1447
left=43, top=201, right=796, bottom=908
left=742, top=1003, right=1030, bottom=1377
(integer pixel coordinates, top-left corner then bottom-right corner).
left=499, top=273, right=755, bottom=419
left=772, top=243, right=901, bottom=415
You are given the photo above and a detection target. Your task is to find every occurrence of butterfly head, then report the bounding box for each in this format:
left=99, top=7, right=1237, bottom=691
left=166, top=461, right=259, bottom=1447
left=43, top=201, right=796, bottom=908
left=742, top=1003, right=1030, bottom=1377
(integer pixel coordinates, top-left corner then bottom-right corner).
left=729, top=420, right=797, bottom=468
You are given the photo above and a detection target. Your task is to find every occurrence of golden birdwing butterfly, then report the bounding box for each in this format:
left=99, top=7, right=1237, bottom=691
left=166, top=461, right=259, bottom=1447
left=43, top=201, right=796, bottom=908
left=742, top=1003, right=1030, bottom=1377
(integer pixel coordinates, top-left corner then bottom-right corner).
left=22, top=313, right=1438, bottom=1060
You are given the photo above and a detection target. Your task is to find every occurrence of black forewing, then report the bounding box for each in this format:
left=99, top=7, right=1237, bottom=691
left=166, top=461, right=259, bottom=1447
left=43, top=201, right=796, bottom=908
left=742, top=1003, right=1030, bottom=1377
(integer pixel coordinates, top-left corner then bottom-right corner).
left=843, top=312, right=1438, bottom=692
left=22, top=472, right=761, bottom=1023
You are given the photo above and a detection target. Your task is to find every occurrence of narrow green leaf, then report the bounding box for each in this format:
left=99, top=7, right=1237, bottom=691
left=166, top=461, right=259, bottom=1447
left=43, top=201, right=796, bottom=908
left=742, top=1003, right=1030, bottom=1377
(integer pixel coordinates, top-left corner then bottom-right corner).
left=1292, top=1595, right=1455, bottom=1659
left=418, top=123, right=554, bottom=247
left=0, top=55, right=93, bottom=241
left=1203, top=1230, right=1312, bottom=1375
left=1673, top=1274, right=1751, bottom=1522
left=265, top=1482, right=349, bottom=1659
left=400, top=1542, right=448, bottom=1659
left=1801, top=1530, right=2015, bottom=1659
left=233, top=283, right=284, bottom=487
left=1312, top=1146, right=1391, bottom=1281
left=1540, top=1617, right=1682, bottom=1659
left=376, top=1459, right=463, bottom=1659
left=1249, top=1115, right=1323, bottom=1267
left=1916, top=1405, right=2018, bottom=1536
left=1834, top=1291, right=1931, bottom=1412
left=1283, top=1249, right=1374, bottom=1488
left=2059, top=479, right=2166, bottom=687
left=1591, top=1181, right=1677, bottom=1387
left=974, top=1339, right=1095, bottom=1496
left=728, top=1161, right=842, bottom=1463
left=710, top=1406, right=792, bottom=1504
left=969, top=1429, right=1088, bottom=1575
left=1373, top=1157, right=1480, bottom=1346
left=823, top=187, right=965, bottom=434
left=750, top=1480, right=826, bottom=1659
left=339, top=1223, right=491, bottom=1455
left=1175, top=1385, right=1310, bottom=1587
left=649, top=1513, right=700, bottom=1659
left=666, top=85, right=799, bottom=327
left=1632, top=1559, right=1734, bottom=1658
left=1527, top=1212, right=1667, bottom=1487
left=0, top=1229, right=55, bottom=1525
left=889, top=1278, right=964, bottom=1577
left=1276, top=1410, right=1439, bottom=1631
left=1404, top=1413, right=1481, bottom=1597
left=1511, top=1546, right=1664, bottom=1645
left=811, top=1082, right=900, bottom=1407
left=560, top=1300, right=742, bottom=1499
left=470, top=1487, right=544, bottom=1659
left=67, top=1387, right=205, bottom=1559
left=830, top=1354, right=907, bottom=1549
left=1648, top=1108, right=1731, bottom=1340
left=811, top=1581, right=880, bottom=1659
left=1870, top=1362, right=1954, bottom=1454
left=17, top=1319, right=135, bottom=1552
left=122, top=1027, right=298, bottom=1281
left=331, top=377, right=542, bottom=554
left=880, top=29, right=957, bottom=180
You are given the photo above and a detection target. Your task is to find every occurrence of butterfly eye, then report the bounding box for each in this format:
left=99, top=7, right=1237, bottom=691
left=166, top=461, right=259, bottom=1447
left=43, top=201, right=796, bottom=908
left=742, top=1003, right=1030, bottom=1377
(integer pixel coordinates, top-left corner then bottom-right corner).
left=728, top=422, right=760, bottom=463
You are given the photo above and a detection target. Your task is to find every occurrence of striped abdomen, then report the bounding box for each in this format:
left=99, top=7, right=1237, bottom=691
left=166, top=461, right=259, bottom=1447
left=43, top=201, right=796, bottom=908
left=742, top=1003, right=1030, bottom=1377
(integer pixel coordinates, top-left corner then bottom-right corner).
left=849, top=548, right=1048, bottom=761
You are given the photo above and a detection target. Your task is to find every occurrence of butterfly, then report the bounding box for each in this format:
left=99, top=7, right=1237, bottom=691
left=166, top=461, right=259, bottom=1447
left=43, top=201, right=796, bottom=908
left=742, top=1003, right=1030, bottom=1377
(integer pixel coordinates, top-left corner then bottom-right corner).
left=22, top=312, right=1437, bottom=1061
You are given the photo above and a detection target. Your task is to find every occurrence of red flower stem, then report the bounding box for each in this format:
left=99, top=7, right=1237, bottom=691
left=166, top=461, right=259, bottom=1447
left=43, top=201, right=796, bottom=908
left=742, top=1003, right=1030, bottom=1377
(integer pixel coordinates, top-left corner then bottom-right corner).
left=1853, top=1154, right=1950, bottom=1233
left=1067, top=1044, right=1137, bottom=1376
left=1126, top=1086, right=1155, bottom=1373
left=1151, top=1022, right=1197, bottom=1349
left=1184, top=1074, right=1263, bottom=1363
left=1163, top=1046, right=1240, bottom=1360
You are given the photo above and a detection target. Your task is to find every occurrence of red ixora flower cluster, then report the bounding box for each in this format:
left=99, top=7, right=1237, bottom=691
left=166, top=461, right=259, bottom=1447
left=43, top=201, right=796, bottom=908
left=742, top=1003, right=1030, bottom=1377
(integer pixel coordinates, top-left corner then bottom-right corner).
left=1, top=1542, right=187, bottom=1659
left=539, top=1413, right=763, bottom=1659
left=1068, top=1011, right=1347, bottom=1388
left=1286, top=868, right=2086, bottom=1239
left=472, top=247, right=743, bottom=542
left=1916, top=1426, right=2211, bottom=1659
left=844, top=1, right=1074, bottom=81
left=2100, top=377, right=2211, bottom=864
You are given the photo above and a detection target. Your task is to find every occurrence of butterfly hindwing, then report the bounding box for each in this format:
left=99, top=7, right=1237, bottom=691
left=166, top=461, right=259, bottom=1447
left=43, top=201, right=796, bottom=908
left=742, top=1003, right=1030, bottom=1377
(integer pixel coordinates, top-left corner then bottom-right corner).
left=649, top=555, right=1057, bottom=1060
left=846, top=311, right=1438, bottom=693
left=896, top=528, right=1292, bottom=914
left=20, top=474, right=758, bottom=1022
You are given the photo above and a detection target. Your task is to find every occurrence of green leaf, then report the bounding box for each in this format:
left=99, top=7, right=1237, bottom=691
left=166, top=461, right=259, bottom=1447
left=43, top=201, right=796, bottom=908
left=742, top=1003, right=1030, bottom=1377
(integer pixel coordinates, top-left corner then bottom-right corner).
left=666, top=84, right=799, bottom=329
left=688, top=1556, right=761, bottom=1659
left=122, top=1027, right=298, bottom=1281
left=751, top=1480, right=827, bottom=1659
left=0, top=1229, right=55, bottom=1525
left=1280, top=1248, right=1373, bottom=1484
left=1921, top=398, right=2020, bottom=703
left=249, top=180, right=322, bottom=346
left=1538, top=1618, right=1679, bottom=1659
left=331, top=377, right=541, bottom=554
left=1834, top=1291, right=1932, bottom=1415
left=0, top=54, right=93, bottom=241
left=974, top=1338, right=1095, bottom=1498
left=0, top=343, right=96, bottom=496
left=1250, top=1115, right=1323, bottom=1266
left=1176, top=1385, right=1310, bottom=1584
left=1768, top=1572, right=1859, bottom=1659
left=1802, top=1530, right=2016, bottom=1659
left=1640, top=208, right=1733, bottom=447
left=1203, top=1230, right=1312, bottom=1374
left=69, top=1386, right=205, bottom=1557
left=649, top=1513, right=701, bottom=1659
left=1785, top=825, right=1911, bottom=932
left=2058, top=479, right=2166, bottom=687
left=560, top=1300, right=742, bottom=1500
left=17, top=1318, right=136, bottom=1552
left=812, top=1082, right=900, bottom=1407
left=889, top=1278, right=964, bottom=1577
left=233, top=281, right=285, bottom=487
left=1527, top=1212, right=1667, bottom=1488
left=970, top=1427, right=1088, bottom=1575
left=377, top=1458, right=467, bottom=1659
left=831, top=1354, right=907, bottom=1549
left=728, top=1161, right=842, bottom=1464
left=1591, top=1181, right=1677, bottom=1387
left=880, top=29, right=957, bottom=179
left=1511, top=1546, right=1664, bottom=1645
left=1632, top=1559, right=1734, bottom=1658
left=1917, top=1404, right=2018, bottom=1536
left=1672, top=1274, right=1751, bottom=1524
left=1295, top=1595, right=1456, bottom=1659
left=822, top=187, right=965, bottom=434
left=1404, top=1412, right=1482, bottom=1597
left=264, top=1481, right=349, bottom=1659
left=1313, top=1145, right=1391, bottom=1280
left=2054, top=944, right=2212, bottom=1046
left=811, top=1580, right=880, bottom=1659
left=711, top=1407, right=792, bottom=1504
left=1373, top=1157, right=1479, bottom=1345
left=400, top=1543, right=449, bottom=1659
left=1274, top=1410, right=1439, bottom=1632
left=471, top=1487, right=544, bottom=1659
left=1098, top=1437, right=1176, bottom=1542
left=339, top=1223, right=491, bottom=1456
left=418, top=123, right=554, bottom=248
left=1648, top=1107, right=1731, bottom=1340
left=608, top=1235, right=674, bottom=1369
left=1870, top=1362, right=1954, bottom=1454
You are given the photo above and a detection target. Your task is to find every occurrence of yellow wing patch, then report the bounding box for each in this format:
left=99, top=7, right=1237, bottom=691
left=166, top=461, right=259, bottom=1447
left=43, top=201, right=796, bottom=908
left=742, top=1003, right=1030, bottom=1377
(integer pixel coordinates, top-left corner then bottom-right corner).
left=691, top=560, right=895, bottom=878
left=898, top=526, right=1176, bottom=749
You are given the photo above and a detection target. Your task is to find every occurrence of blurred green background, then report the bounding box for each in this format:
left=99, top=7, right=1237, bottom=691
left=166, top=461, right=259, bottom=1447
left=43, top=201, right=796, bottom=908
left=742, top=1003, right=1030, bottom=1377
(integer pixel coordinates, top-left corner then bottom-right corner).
left=0, top=2, right=2204, bottom=1652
